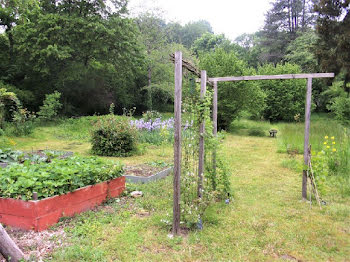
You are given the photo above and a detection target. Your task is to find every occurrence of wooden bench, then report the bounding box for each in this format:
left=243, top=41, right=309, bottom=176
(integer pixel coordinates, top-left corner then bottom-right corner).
left=269, top=129, right=277, bottom=138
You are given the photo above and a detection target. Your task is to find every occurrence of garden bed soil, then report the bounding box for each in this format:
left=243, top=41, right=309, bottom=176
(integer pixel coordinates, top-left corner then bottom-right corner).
left=0, top=176, right=125, bottom=231
left=124, top=164, right=165, bottom=177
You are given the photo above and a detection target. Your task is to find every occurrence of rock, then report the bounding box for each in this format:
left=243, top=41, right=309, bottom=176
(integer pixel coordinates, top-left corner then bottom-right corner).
left=130, top=191, right=143, bottom=198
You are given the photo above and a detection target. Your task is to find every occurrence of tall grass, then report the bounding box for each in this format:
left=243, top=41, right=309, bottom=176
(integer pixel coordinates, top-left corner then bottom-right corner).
left=229, top=115, right=350, bottom=196
left=51, top=116, right=98, bottom=141
left=277, top=119, right=345, bottom=153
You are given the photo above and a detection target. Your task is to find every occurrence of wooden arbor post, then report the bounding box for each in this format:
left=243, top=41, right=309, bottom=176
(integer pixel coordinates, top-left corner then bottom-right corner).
left=212, top=81, right=218, bottom=173
left=198, top=71, right=207, bottom=198
left=173, top=51, right=182, bottom=235
left=302, top=77, right=313, bottom=199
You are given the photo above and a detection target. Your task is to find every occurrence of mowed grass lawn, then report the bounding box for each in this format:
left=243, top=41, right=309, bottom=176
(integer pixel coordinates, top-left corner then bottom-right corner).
left=50, top=134, right=350, bottom=261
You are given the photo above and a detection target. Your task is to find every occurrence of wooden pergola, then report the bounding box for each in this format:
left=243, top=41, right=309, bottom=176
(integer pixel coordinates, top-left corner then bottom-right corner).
left=172, top=51, right=334, bottom=235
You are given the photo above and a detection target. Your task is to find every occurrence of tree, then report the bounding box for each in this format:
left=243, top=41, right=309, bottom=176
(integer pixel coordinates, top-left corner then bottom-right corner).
left=192, top=33, right=244, bottom=56
left=181, top=20, right=213, bottom=48
left=314, top=0, right=350, bottom=93
left=1, top=0, right=146, bottom=115
left=257, top=63, right=306, bottom=122
left=135, top=12, right=167, bottom=88
left=259, top=0, right=316, bottom=63
left=199, top=49, right=266, bottom=129
left=284, top=30, right=318, bottom=71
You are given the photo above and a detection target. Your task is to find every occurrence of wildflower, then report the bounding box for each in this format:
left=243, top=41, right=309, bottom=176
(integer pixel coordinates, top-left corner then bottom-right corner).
left=331, top=136, right=335, bottom=140
left=327, top=146, right=330, bottom=149
left=332, top=148, right=337, bottom=152
left=332, top=141, right=336, bottom=145
left=325, top=136, right=329, bottom=139
left=324, top=142, right=327, bottom=145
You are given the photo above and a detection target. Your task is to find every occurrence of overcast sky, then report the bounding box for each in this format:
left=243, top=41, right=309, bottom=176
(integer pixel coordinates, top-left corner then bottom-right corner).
left=128, top=0, right=272, bottom=40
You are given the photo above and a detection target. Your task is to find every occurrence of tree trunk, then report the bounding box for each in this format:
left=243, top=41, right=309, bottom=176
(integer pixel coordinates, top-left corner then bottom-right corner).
left=288, top=0, right=292, bottom=33
left=0, top=224, right=25, bottom=262
left=302, top=0, right=306, bottom=30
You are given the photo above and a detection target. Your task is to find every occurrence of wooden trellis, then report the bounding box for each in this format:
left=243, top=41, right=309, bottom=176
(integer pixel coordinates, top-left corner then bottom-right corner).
left=172, top=51, right=334, bottom=235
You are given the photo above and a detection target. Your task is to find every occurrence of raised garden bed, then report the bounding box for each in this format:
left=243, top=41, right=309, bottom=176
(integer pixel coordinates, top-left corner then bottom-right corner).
left=0, top=149, right=73, bottom=168
left=125, top=165, right=173, bottom=183
left=0, top=176, right=125, bottom=231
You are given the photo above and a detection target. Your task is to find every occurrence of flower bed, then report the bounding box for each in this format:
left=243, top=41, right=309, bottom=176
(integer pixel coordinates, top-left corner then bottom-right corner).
left=0, top=156, right=125, bottom=231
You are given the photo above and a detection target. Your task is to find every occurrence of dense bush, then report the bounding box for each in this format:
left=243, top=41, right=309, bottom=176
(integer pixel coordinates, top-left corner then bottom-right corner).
left=329, top=97, right=350, bottom=125
left=37, top=91, right=62, bottom=121
left=0, top=156, right=124, bottom=200
left=257, top=63, right=306, bottom=122
left=7, top=107, right=36, bottom=136
left=91, top=115, right=138, bottom=156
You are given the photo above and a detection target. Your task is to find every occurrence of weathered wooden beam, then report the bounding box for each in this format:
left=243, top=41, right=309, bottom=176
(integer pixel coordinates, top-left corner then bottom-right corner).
left=302, top=77, right=312, bottom=199
left=209, top=73, right=334, bottom=82
left=198, top=70, right=207, bottom=198
left=0, top=224, right=25, bottom=262
left=170, top=54, right=213, bottom=87
left=173, top=51, right=182, bottom=235
left=170, top=53, right=201, bottom=78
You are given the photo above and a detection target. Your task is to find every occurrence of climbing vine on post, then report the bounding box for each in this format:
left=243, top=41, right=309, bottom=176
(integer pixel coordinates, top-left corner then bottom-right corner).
left=172, top=51, right=231, bottom=234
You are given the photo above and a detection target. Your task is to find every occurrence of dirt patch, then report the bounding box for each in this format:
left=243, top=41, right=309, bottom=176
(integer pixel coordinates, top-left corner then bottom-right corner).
left=0, top=226, right=67, bottom=262
left=124, top=164, right=166, bottom=177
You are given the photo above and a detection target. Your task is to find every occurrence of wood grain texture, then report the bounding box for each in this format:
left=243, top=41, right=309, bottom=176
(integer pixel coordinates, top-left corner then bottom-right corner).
left=173, top=51, right=182, bottom=235
left=302, top=77, right=312, bottom=199
left=0, top=224, right=24, bottom=262
left=212, top=81, right=218, bottom=174
left=209, top=73, right=334, bottom=82
left=198, top=70, right=207, bottom=198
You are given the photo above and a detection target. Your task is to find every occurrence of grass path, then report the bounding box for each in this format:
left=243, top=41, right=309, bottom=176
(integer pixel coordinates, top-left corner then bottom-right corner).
left=52, top=134, right=350, bottom=261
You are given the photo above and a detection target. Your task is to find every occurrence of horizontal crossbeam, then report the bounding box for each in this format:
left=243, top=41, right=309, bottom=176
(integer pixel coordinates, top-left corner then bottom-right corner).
left=208, top=73, right=334, bottom=82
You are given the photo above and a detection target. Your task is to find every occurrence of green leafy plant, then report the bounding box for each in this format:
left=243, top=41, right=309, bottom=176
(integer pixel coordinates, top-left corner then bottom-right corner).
left=8, top=107, right=36, bottom=136
left=142, top=110, right=162, bottom=121
left=37, top=91, right=62, bottom=121
left=179, top=82, right=232, bottom=228
left=328, top=96, right=350, bottom=126
left=0, top=87, right=21, bottom=127
left=91, top=115, right=138, bottom=157
left=0, top=156, right=123, bottom=200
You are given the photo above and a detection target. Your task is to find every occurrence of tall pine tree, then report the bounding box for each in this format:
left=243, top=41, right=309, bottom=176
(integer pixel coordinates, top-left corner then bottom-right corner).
left=314, top=0, right=350, bottom=92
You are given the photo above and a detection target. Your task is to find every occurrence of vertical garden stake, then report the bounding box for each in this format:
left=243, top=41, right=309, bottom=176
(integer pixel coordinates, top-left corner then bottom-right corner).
left=173, top=51, right=182, bottom=235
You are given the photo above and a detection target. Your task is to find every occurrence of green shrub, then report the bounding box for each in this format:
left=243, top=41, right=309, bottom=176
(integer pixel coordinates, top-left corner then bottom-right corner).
left=37, top=91, right=62, bottom=121
left=0, top=156, right=124, bottom=200
left=4, top=107, right=36, bottom=136
left=328, top=96, right=350, bottom=125
left=91, top=115, right=138, bottom=156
